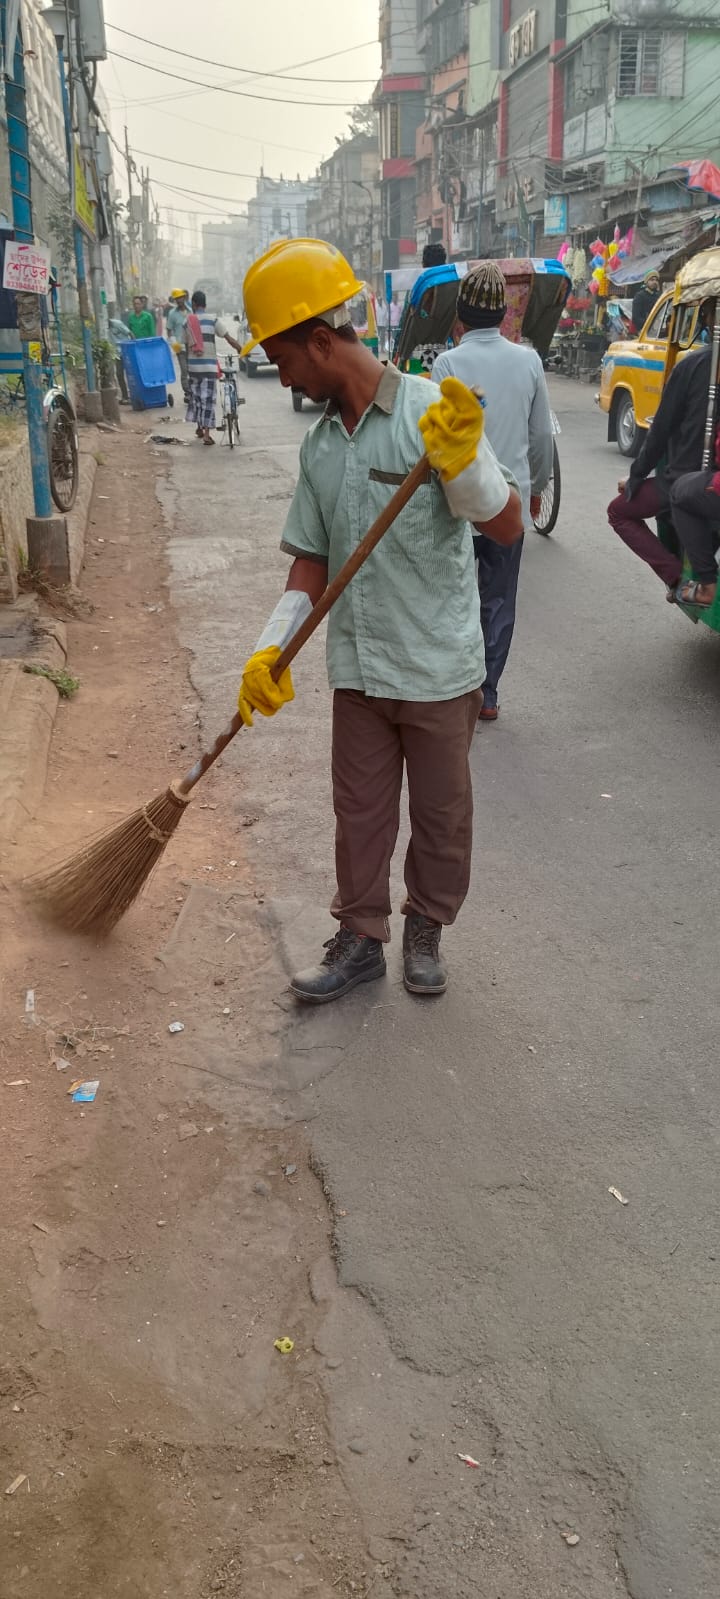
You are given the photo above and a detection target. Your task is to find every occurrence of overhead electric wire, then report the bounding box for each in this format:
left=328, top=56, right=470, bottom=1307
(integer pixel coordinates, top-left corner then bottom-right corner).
left=101, top=99, right=324, bottom=160
left=105, top=22, right=377, bottom=84
left=109, top=49, right=369, bottom=109
left=131, top=148, right=266, bottom=181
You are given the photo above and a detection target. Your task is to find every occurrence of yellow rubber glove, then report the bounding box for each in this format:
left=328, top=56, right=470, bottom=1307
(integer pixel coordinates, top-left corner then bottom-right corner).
left=418, top=376, right=485, bottom=481
left=237, top=645, right=294, bottom=727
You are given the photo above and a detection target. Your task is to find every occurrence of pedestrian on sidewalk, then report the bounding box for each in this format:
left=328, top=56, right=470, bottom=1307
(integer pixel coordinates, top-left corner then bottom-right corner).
left=606, top=319, right=714, bottom=593
left=235, top=239, right=522, bottom=1003
left=127, top=294, right=155, bottom=340
left=431, top=262, right=553, bottom=721
left=185, top=290, right=243, bottom=445
left=631, top=269, right=661, bottom=336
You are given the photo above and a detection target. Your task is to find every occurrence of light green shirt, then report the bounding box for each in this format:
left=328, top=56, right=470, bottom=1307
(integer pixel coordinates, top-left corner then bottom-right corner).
left=280, top=364, right=485, bottom=701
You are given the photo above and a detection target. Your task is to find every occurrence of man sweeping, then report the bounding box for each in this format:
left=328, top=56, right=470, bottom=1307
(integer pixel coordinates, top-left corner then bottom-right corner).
left=236, top=239, right=522, bottom=1004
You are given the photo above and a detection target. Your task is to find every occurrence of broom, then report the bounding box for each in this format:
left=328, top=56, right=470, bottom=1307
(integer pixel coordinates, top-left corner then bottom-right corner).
left=28, top=455, right=430, bottom=935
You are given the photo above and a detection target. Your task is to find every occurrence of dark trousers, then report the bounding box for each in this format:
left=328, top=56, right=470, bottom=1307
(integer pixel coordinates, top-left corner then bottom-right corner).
left=330, top=687, right=483, bottom=943
left=176, top=347, right=189, bottom=398
left=473, top=533, right=524, bottom=708
left=115, top=358, right=128, bottom=403
left=607, top=480, right=682, bottom=587
left=670, top=470, right=720, bottom=584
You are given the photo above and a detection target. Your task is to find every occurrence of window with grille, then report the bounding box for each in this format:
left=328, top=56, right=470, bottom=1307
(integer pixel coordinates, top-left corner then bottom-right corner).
left=617, top=30, right=685, bottom=97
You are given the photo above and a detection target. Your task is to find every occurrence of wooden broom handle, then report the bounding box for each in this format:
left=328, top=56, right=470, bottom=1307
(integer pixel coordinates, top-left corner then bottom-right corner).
left=177, top=454, right=430, bottom=796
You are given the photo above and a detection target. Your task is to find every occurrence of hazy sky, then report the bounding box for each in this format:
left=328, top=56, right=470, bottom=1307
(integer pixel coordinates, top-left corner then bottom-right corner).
left=100, top=0, right=382, bottom=244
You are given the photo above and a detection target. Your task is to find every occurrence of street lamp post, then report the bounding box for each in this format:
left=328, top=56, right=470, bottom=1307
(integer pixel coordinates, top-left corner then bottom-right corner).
left=353, top=180, right=374, bottom=283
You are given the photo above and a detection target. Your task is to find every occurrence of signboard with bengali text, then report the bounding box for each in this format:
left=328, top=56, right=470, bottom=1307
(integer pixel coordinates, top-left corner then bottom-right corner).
left=2, top=240, right=51, bottom=295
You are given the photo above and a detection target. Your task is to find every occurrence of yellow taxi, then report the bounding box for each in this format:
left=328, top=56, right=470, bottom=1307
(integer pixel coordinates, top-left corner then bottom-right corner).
left=598, top=290, right=702, bottom=455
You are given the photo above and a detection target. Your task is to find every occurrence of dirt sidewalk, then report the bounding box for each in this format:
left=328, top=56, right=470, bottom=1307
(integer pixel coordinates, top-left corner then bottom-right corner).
left=0, top=425, right=372, bottom=1597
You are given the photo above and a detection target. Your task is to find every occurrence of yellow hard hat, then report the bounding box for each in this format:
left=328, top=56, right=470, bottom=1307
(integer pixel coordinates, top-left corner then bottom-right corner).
left=241, top=238, right=362, bottom=356
left=169, top=287, right=187, bottom=300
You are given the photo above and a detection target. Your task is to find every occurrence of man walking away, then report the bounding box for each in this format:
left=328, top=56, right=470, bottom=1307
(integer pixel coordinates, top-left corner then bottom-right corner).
left=631, top=270, right=661, bottom=336
left=185, top=290, right=242, bottom=445
left=235, top=239, right=522, bottom=1003
left=127, top=294, right=155, bottom=340
left=606, top=325, right=713, bottom=593
left=167, top=288, right=190, bottom=400
left=432, top=262, right=553, bottom=721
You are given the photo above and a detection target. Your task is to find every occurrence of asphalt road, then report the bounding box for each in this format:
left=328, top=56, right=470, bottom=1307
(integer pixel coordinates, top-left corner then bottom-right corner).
left=163, top=362, right=720, bottom=1598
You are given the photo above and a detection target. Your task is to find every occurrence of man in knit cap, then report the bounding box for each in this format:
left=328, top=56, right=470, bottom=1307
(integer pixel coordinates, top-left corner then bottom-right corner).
left=432, top=262, right=553, bottom=720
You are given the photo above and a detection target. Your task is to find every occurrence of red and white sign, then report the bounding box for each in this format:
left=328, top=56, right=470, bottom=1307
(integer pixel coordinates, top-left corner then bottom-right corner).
left=2, top=240, right=52, bottom=295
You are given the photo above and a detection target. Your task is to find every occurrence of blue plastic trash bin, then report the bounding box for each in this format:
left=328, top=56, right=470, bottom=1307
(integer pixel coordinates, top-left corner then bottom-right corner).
left=120, top=337, right=175, bottom=410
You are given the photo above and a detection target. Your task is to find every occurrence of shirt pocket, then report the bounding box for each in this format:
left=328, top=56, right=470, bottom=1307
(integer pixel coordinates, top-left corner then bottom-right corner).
left=366, top=466, right=437, bottom=563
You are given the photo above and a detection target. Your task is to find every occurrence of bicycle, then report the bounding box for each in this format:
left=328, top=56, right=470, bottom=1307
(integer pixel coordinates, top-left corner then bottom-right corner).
left=0, top=361, right=79, bottom=512
left=0, top=277, right=79, bottom=511
left=219, top=355, right=245, bottom=448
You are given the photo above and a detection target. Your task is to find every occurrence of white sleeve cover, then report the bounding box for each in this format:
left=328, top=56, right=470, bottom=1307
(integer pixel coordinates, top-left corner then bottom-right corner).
left=253, top=589, right=314, bottom=653
left=440, top=434, right=511, bottom=524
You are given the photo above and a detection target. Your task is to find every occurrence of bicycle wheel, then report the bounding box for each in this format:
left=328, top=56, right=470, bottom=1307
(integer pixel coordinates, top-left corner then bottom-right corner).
left=532, top=439, right=561, bottom=537
left=47, top=405, right=79, bottom=512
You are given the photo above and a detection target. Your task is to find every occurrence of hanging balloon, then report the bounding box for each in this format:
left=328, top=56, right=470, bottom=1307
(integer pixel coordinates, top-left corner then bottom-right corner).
left=614, top=224, right=621, bottom=242
left=608, top=241, right=618, bottom=256
left=590, top=238, right=605, bottom=257
left=589, top=279, right=599, bottom=294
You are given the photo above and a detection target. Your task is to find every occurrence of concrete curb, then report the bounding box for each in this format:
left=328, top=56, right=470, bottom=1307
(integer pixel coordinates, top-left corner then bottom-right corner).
left=0, top=660, right=59, bottom=856
left=0, top=450, right=97, bottom=856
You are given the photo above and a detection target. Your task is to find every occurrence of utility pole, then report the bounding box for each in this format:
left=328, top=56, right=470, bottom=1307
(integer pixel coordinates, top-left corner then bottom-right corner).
left=1, top=0, right=53, bottom=520
left=631, top=155, right=648, bottom=236
left=46, top=8, right=96, bottom=394
left=123, top=125, right=137, bottom=292
left=141, top=167, right=151, bottom=293
left=74, top=59, right=108, bottom=337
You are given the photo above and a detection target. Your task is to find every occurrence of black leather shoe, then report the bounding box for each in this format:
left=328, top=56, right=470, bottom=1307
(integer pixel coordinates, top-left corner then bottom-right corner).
left=402, top=914, right=447, bottom=995
left=290, top=926, right=386, bottom=1005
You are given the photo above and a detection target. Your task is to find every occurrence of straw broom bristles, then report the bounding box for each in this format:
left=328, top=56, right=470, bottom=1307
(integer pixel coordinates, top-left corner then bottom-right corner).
left=28, top=782, right=190, bottom=934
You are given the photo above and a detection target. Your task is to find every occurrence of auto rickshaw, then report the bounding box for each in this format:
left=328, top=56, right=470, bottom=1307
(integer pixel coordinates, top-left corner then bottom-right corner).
left=390, top=258, right=570, bottom=535
left=291, top=281, right=378, bottom=412
left=658, top=247, right=720, bottom=634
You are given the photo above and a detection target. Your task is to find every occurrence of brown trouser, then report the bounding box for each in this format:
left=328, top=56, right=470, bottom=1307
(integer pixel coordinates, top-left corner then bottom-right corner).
left=330, top=687, right=483, bottom=943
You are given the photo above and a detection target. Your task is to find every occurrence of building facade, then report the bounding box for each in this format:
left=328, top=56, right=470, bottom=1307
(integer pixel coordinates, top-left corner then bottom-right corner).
left=374, top=1, right=426, bottom=271
left=0, top=1, right=70, bottom=281
left=246, top=174, right=319, bottom=262
left=414, top=0, right=471, bottom=257
left=202, top=216, right=249, bottom=311
left=372, top=0, right=720, bottom=270
left=306, top=129, right=380, bottom=284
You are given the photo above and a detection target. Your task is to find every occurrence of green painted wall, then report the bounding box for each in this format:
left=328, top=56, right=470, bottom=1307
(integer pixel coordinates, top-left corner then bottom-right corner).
left=605, top=31, right=720, bottom=186
left=468, top=0, right=499, bottom=115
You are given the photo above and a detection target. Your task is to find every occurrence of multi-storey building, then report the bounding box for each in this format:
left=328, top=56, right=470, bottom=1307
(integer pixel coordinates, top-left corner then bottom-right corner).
left=373, top=0, right=720, bottom=270
left=306, top=129, right=380, bottom=285
left=202, top=217, right=249, bottom=311
left=0, top=1, right=69, bottom=277
left=246, top=174, right=319, bottom=263
left=374, top=1, right=427, bottom=271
